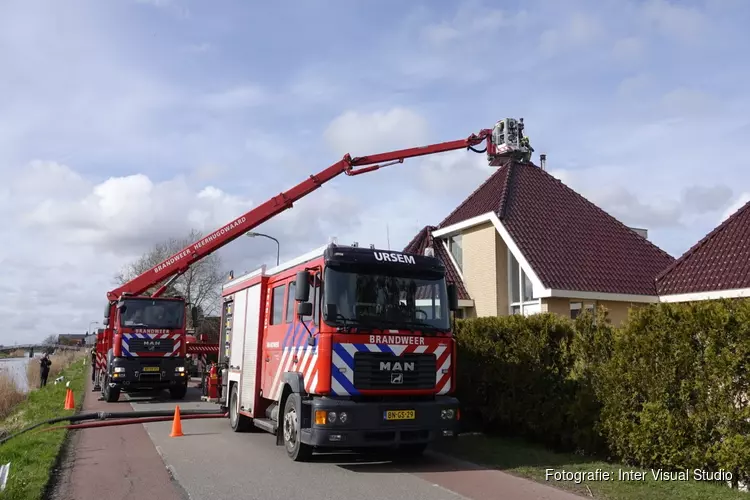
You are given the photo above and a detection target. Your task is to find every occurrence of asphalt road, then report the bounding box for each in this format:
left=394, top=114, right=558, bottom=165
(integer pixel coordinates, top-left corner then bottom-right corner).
left=129, top=387, right=583, bottom=500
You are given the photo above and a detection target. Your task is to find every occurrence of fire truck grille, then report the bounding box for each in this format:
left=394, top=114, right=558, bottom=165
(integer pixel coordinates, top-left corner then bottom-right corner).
left=353, top=352, right=436, bottom=390
left=126, top=338, right=174, bottom=354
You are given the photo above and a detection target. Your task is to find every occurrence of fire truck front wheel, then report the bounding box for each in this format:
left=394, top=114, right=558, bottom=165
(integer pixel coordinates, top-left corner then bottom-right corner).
left=103, top=376, right=120, bottom=403
left=282, top=393, right=312, bottom=462
left=169, top=385, right=187, bottom=400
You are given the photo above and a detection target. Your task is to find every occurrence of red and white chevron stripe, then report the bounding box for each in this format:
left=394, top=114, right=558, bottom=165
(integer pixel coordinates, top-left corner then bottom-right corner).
left=186, top=344, right=219, bottom=354
left=386, top=342, right=452, bottom=394
left=269, top=346, right=319, bottom=401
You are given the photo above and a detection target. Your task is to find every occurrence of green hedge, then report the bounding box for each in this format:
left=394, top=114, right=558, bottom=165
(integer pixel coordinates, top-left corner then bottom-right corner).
left=454, top=299, right=750, bottom=484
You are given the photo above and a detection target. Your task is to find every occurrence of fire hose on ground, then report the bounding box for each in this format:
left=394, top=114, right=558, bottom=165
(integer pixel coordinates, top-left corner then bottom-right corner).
left=0, top=409, right=227, bottom=445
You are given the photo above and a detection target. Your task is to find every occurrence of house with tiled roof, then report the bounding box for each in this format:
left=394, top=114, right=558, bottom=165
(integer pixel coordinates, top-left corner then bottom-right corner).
left=404, top=160, right=676, bottom=325
left=657, top=199, right=750, bottom=303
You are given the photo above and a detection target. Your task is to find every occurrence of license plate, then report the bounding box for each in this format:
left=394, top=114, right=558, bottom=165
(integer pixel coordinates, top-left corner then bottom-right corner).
left=143, top=367, right=160, bottom=372
left=384, top=410, right=415, bottom=421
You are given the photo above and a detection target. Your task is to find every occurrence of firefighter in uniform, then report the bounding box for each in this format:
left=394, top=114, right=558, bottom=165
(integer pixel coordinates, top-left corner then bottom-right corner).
left=90, top=347, right=97, bottom=383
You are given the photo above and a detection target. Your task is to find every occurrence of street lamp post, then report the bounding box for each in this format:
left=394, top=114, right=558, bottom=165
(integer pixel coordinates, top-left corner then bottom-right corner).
left=88, top=321, right=98, bottom=336
left=246, top=232, right=280, bottom=266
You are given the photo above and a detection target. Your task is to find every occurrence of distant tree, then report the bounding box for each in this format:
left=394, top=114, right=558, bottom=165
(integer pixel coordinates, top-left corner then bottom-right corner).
left=42, top=334, right=57, bottom=345
left=114, top=229, right=226, bottom=328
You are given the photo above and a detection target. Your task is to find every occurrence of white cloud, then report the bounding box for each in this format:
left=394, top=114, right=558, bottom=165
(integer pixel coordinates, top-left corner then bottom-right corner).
left=200, top=85, right=268, bottom=111
left=720, top=192, right=750, bottom=223
left=1, top=0, right=749, bottom=345
left=612, top=36, right=646, bottom=62
left=323, top=108, right=430, bottom=157
left=538, top=12, right=604, bottom=57
left=0, top=158, right=374, bottom=343
left=640, top=0, right=708, bottom=42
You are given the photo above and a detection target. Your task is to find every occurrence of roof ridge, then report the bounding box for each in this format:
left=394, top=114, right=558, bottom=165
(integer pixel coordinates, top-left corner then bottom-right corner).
left=403, top=225, right=435, bottom=253
left=655, top=197, right=750, bottom=283
left=437, top=165, right=509, bottom=228
left=539, top=165, right=675, bottom=262
left=496, top=161, right=516, bottom=219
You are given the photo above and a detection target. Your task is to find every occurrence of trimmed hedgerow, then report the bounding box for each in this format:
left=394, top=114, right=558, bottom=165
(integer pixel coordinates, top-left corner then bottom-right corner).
left=453, top=298, right=750, bottom=484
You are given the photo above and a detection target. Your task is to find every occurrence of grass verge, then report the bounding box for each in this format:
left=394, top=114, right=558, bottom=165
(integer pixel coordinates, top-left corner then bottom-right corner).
left=0, top=358, right=86, bottom=500
left=434, top=435, right=746, bottom=500
left=0, top=372, right=26, bottom=420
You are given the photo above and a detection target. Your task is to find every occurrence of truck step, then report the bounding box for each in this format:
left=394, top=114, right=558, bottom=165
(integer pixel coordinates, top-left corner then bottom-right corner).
left=253, top=418, right=277, bottom=434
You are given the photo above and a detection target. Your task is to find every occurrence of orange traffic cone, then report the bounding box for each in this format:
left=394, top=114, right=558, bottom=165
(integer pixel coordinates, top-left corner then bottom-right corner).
left=170, top=405, right=184, bottom=437
left=64, top=388, right=75, bottom=410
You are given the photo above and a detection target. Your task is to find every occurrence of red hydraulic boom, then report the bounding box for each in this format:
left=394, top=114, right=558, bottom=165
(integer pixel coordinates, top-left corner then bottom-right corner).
left=106, top=118, right=531, bottom=301
left=97, top=117, right=531, bottom=402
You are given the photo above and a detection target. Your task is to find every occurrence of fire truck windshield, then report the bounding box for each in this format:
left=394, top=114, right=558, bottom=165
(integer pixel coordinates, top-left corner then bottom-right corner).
left=119, top=299, right=184, bottom=329
left=323, top=267, right=450, bottom=332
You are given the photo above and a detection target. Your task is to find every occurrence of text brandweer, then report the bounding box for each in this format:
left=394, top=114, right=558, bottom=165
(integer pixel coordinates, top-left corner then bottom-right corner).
left=369, top=335, right=425, bottom=345
left=153, top=217, right=247, bottom=273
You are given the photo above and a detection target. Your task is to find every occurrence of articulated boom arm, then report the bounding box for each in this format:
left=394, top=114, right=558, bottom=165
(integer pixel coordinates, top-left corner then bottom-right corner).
left=107, top=124, right=513, bottom=301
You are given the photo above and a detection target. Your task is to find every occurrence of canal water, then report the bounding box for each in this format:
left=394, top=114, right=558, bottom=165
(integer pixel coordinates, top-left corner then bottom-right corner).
left=0, top=352, right=38, bottom=393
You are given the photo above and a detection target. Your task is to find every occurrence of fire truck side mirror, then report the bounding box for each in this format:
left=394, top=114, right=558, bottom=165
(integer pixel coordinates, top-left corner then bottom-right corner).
left=447, top=284, right=459, bottom=311
left=191, top=306, right=199, bottom=326
left=294, top=271, right=310, bottom=302
left=103, top=302, right=111, bottom=324
left=297, top=302, right=313, bottom=318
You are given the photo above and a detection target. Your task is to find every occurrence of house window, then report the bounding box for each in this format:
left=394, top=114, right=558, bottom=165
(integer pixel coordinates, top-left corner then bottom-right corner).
left=570, top=301, right=582, bottom=319
left=509, top=250, right=540, bottom=315
left=571, top=301, right=596, bottom=320
left=447, top=234, right=463, bottom=272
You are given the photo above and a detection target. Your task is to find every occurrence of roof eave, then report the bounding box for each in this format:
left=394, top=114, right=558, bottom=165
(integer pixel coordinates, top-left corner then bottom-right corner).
left=658, top=287, right=750, bottom=303
left=539, top=288, right=660, bottom=303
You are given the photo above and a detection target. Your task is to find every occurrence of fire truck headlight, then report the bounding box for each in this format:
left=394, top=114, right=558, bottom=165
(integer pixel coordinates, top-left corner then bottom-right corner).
left=338, top=412, right=348, bottom=423
left=327, top=412, right=337, bottom=423
left=113, top=367, right=125, bottom=373
left=175, top=366, right=185, bottom=372
left=441, top=409, right=456, bottom=420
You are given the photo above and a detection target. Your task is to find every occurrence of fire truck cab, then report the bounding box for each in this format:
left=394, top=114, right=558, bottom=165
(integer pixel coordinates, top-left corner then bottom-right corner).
left=220, top=240, right=460, bottom=461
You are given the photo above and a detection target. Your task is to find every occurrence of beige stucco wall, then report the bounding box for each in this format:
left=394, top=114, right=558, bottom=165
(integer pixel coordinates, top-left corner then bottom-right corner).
left=451, top=223, right=656, bottom=325
left=459, top=222, right=510, bottom=317
left=541, top=297, right=645, bottom=326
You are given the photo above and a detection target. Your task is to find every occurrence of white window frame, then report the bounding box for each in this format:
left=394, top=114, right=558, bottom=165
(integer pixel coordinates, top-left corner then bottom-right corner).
left=447, top=234, right=463, bottom=272
left=570, top=300, right=596, bottom=320
left=507, top=249, right=540, bottom=315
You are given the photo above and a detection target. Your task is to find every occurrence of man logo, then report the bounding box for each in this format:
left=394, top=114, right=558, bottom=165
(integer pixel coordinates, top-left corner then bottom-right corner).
left=143, top=340, right=161, bottom=351
left=391, top=372, right=404, bottom=384
left=379, top=361, right=415, bottom=371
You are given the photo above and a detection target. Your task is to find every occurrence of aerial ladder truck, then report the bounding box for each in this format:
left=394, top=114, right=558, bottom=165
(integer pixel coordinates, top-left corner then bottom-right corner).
left=96, top=118, right=532, bottom=408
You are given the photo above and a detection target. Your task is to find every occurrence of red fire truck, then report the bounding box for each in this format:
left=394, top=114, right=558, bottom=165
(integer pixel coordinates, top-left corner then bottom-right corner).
left=96, top=296, right=195, bottom=401
left=219, top=240, right=465, bottom=460
left=95, top=117, right=531, bottom=406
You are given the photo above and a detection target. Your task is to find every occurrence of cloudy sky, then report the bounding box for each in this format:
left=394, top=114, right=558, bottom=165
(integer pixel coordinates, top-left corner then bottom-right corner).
left=1, top=0, right=748, bottom=344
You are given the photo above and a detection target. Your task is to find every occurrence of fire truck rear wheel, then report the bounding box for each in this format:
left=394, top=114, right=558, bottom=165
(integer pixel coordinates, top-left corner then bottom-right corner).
left=282, top=393, right=312, bottom=462
left=229, top=384, right=251, bottom=432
